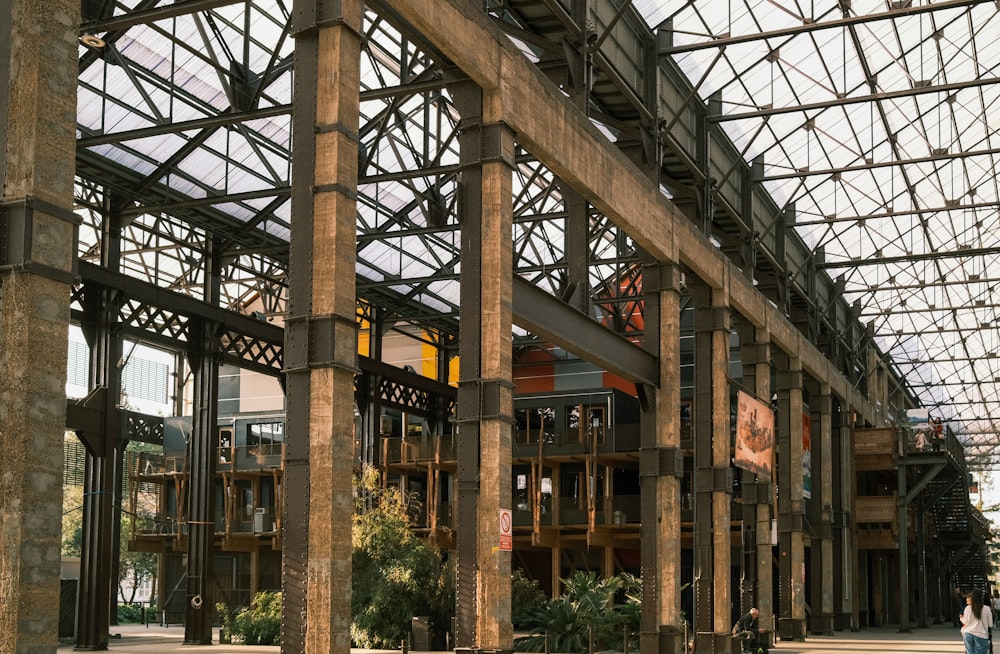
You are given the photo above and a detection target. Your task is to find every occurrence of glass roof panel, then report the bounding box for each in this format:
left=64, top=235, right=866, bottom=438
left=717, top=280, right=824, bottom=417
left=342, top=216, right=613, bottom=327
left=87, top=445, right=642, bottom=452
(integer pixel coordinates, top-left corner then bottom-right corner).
left=73, top=1, right=1000, bottom=476
left=641, top=0, right=1000, bottom=455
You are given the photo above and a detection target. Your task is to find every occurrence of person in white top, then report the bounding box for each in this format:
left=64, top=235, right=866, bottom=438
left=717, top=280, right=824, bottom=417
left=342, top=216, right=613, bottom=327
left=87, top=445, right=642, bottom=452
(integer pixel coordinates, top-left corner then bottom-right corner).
left=961, top=588, right=993, bottom=654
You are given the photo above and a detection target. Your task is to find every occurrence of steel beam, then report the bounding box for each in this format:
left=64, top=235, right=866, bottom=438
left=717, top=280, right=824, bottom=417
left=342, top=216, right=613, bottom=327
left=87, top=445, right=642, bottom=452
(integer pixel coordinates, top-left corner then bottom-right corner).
left=858, top=299, right=1000, bottom=316
left=710, top=77, right=1000, bottom=122
left=119, top=187, right=292, bottom=217
left=833, top=248, right=1000, bottom=270
left=511, top=276, right=658, bottom=386
left=81, top=0, right=242, bottom=33
left=660, top=0, right=982, bottom=54
left=793, top=199, right=1000, bottom=228
left=183, top=318, right=219, bottom=645
left=763, top=146, right=1000, bottom=182
left=78, top=260, right=283, bottom=344
left=77, top=104, right=292, bottom=148
left=75, top=260, right=126, bottom=650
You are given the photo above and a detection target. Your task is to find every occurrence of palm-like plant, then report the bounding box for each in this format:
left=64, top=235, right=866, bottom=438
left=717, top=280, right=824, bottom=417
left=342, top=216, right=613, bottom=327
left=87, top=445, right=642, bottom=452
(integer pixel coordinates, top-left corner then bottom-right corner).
left=514, top=572, right=641, bottom=653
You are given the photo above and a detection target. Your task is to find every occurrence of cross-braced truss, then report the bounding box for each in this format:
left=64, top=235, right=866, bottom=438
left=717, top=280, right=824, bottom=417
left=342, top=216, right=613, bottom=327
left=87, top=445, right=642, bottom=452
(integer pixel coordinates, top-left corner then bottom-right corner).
left=71, top=1, right=1000, bottom=491
left=650, top=0, right=1000, bottom=449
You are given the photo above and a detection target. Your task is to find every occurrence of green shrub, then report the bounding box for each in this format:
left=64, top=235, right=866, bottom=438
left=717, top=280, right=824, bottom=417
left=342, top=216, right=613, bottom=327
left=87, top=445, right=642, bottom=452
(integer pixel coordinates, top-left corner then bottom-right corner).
left=351, top=466, right=453, bottom=649
left=511, top=570, right=547, bottom=628
left=116, top=603, right=147, bottom=623
left=513, top=572, right=641, bottom=653
left=230, top=591, right=282, bottom=646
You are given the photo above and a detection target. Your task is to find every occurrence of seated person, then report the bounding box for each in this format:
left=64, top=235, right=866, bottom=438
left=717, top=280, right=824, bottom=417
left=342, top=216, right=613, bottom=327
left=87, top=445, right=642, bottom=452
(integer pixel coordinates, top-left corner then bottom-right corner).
left=732, top=607, right=768, bottom=654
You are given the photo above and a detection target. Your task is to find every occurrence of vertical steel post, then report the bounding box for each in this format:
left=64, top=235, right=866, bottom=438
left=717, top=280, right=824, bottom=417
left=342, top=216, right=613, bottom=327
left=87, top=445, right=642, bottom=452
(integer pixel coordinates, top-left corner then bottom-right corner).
left=183, top=237, right=222, bottom=644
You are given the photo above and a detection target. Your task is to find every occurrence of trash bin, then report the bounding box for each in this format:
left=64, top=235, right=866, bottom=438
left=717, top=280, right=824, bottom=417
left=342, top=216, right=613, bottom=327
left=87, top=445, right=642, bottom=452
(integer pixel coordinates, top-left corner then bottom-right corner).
left=411, top=616, right=430, bottom=651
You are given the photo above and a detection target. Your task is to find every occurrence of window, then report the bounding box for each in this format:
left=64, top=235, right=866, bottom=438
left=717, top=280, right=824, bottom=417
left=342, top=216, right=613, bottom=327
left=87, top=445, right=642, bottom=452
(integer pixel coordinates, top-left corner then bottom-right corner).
left=247, top=422, right=284, bottom=457
left=218, top=428, right=234, bottom=464
left=515, top=406, right=555, bottom=444
left=568, top=404, right=606, bottom=446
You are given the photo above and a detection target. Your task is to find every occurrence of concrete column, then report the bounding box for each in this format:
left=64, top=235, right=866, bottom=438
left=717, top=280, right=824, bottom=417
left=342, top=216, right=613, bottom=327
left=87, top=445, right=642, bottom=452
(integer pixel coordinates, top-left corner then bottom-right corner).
left=689, top=279, right=732, bottom=652
left=709, top=294, right=731, bottom=638
left=896, top=443, right=911, bottom=632
left=638, top=261, right=683, bottom=654
left=808, top=387, right=834, bottom=635
left=775, top=354, right=806, bottom=640
left=734, top=319, right=774, bottom=633
left=0, top=0, right=79, bottom=652
left=282, top=3, right=363, bottom=654
left=846, top=406, right=860, bottom=631
left=452, top=80, right=515, bottom=652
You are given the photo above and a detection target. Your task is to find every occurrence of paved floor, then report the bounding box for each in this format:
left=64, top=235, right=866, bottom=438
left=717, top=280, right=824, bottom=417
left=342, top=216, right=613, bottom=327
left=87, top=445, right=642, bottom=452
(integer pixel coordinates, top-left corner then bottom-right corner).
left=57, top=623, right=968, bottom=653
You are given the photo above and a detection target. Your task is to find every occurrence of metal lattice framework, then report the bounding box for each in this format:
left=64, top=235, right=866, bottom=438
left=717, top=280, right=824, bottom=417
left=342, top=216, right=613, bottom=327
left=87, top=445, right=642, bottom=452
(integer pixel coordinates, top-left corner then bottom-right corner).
left=651, top=0, right=1000, bottom=456
left=71, top=0, right=1000, bottom=493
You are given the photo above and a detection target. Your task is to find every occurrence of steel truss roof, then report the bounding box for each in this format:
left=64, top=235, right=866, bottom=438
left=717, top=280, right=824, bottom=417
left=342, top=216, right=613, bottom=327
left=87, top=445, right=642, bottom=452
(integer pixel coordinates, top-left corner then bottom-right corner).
left=646, top=0, right=1000, bottom=454
left=71, top=1, right=1000, bottom=492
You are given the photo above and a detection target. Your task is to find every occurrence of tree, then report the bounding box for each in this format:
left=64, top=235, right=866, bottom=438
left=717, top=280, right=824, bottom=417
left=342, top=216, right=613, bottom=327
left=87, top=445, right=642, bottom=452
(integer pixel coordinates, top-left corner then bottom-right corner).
left=62, top=440, right=160, bottom=607
left=351, top=465, right=453, bottom=648
left=62, top=483, right=84, bottom=557
left=118, top=512, right=157, bottom=604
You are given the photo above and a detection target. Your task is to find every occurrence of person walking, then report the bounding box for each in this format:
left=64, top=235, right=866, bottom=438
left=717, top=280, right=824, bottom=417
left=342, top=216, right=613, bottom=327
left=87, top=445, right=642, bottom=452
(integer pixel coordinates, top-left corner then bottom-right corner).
left=960, top=588, right=993, bottom=654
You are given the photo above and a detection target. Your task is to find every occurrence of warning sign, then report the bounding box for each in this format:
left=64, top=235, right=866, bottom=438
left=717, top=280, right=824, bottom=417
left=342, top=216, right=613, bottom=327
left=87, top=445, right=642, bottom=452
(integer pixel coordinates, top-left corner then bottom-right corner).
left=499, top=508, right=512, bottom=551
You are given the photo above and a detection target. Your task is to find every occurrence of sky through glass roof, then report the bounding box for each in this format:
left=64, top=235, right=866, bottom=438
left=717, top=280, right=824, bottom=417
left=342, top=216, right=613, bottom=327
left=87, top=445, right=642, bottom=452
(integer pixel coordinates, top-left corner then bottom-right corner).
left=72, top=0, right=1000, bottom=492
left=639, top=0, right=1000, bottom=474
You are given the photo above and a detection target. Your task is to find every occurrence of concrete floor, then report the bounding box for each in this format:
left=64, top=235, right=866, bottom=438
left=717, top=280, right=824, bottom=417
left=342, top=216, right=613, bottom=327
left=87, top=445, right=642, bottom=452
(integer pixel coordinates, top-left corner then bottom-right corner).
left=56, top=622, right=967, bottom=653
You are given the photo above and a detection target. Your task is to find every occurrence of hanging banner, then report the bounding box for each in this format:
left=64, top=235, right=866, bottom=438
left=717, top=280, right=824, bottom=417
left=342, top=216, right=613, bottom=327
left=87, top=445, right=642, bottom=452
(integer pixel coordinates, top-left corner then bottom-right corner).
left=735, top=390, right=774, bottom=480
left=802, top=412, right=812, bottom=500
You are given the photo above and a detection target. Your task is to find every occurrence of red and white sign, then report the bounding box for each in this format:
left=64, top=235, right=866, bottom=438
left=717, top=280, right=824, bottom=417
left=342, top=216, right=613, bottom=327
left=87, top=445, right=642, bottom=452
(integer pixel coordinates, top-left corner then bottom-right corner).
left=499, top=508, right=512, bottom=551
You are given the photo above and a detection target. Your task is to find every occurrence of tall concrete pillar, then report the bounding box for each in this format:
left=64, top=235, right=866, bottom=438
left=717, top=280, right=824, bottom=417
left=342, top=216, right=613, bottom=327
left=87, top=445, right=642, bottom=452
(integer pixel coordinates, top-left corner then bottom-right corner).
left=915, top=498, right=928, bottom=628
left=775, top=354, right=806, bottom=640
left=836, top=404, right=859, bottom=630
left=282, top=3, right=363, bottom=653
left=639, top=261, right=683, bottom=654
left=734, top=319, right=774, bottom=633
left=0, top=0, right=79, bottom=652
left=896, top=442, right=911, bottom=632
left=452, top=79, right=515, bottom=653
left=807, top=386, right=834, bottom=634
left=689, top=279, right=732, bottom=652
